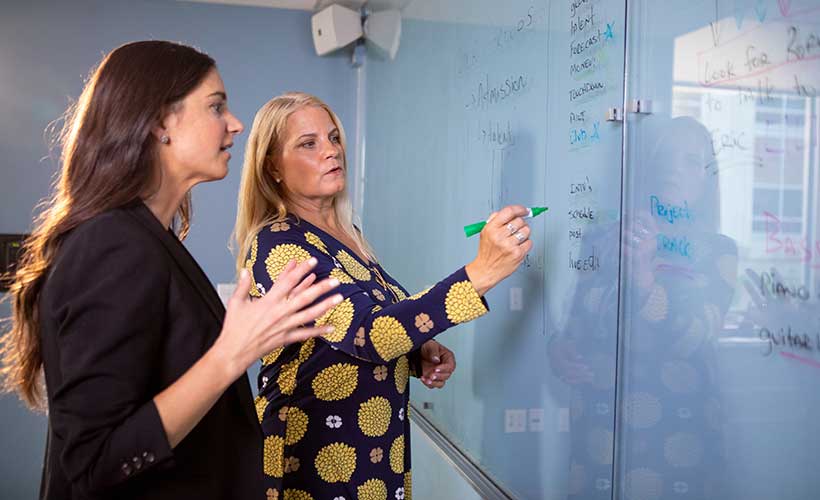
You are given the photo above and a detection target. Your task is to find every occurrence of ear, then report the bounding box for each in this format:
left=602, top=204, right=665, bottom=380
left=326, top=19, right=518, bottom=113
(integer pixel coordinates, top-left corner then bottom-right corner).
left=151, top=108, right=180, bottom=143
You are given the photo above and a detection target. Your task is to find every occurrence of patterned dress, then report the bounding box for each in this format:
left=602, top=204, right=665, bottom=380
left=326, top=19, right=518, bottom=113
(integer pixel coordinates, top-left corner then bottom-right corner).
left=246, top=216, right=489, bottom=500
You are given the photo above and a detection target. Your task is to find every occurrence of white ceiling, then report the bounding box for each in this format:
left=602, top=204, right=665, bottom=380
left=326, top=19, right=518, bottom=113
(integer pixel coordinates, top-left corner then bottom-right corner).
left=178, top=0, right=408, bottom=12
left=179, top=0, right=514, bottom=25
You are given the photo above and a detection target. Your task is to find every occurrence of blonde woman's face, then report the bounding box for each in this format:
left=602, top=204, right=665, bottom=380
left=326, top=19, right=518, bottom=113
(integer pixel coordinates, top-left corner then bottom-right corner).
left=277, top=106, right=345, bottom=203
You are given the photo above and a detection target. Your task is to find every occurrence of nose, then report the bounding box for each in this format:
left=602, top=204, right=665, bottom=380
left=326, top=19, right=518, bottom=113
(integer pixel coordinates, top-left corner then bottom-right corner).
left=323, top=138, right=340, bottom=159
left=227, top=111, right=244, bottom=135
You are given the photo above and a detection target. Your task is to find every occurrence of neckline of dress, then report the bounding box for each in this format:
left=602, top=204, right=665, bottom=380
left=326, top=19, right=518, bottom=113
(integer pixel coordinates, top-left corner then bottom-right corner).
left=292, top=215, right=378, bottom=269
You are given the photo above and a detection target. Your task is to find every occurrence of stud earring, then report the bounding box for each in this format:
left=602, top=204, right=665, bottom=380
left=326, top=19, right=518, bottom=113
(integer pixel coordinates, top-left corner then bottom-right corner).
left=160, top=135, right=170, bottom=144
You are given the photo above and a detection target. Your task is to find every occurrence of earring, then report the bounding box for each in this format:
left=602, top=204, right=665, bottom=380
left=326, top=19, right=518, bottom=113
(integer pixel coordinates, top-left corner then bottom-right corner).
left=160, top=135, right=170, bottom=144
left=275, top=178, right=281, bottom=183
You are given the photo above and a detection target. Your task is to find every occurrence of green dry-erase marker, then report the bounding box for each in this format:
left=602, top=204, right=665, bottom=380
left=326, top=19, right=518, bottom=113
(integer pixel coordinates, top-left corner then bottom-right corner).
left=463, top=206, right=549, bottom=237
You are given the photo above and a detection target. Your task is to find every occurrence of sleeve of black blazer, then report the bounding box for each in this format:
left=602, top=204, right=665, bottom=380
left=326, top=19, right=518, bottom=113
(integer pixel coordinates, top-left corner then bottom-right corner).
left=46, top=213, right=175, bottom=496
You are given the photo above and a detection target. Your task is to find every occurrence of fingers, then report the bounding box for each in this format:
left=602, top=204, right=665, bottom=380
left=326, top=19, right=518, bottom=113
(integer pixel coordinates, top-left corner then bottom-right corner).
left=288, top=273, right=317, bottom=300
left=489, top=205, right=528, bottom=227
left=285, top=277, right=341, bottom=313
left=285, top=293, right=343, bottom=329
left=422, top=378, right=446, bottom=389
left=438, top=350, right=456, bottom=372
left=282, top=325, right=334, bottom=346
left=511, top=225, right=531, bottom=244
left=267, top=258, right=318, bottom=300
left=230, top=269, right=252, bottom=305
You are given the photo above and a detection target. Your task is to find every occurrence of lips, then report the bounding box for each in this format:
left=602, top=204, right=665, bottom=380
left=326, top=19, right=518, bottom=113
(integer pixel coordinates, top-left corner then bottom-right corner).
left=220, top=143, right=233, bottom=152
left=326, top=166, right=343, bottom=174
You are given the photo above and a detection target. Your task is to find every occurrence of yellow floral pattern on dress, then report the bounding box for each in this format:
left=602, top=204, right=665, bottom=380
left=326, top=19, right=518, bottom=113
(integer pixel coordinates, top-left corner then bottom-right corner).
left=357, top=478, right=388, bottom=500
left=408, top=287, right=432, bottom=300
left=284, top=406, right=309, bottom=445
left=394, top=356, right=409, bottom=394
left=329, top=267, right=354, bottom=284
left=314, top=442, right=357, bottom=483
left=335, top=249, right=372, bottom=281
left=389, top=283, right=408, bottom=301
left=262, top=346, right=284, bottom=366
left=312, top=363, right=359, bottom=401
left=283, top=489, right=313, bottom=500
left=358, top=396, right=392, bottom=437
left=277, top=357, right=300, bottom=395
left=405, top=471, right=412, bottom=500
left=255, top=395, right=268, bottom=423
left=298, top=338, right=315, bottom=362
left=314, top=298, right=355, bottom=343
left=263, top=435, right=285, bottom=477
left=304, top=231, right=330, bottom=255
left=390, top=435, right=405, bottom=474
left=444, top=281, right=486, bottom=324
left=247, top=235, right=262, bottom=298
left=370, top=316, right=414, bottom=361
left=372, top=288, right=386, bottom=302
left=266, top=243, right=312, bottom=283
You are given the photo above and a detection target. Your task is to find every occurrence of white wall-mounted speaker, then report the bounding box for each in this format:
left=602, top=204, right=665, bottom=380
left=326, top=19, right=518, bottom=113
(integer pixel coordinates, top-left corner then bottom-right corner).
left=311, top=4, right=363, bottom=56
left=364, top=9, right=401, bottom=60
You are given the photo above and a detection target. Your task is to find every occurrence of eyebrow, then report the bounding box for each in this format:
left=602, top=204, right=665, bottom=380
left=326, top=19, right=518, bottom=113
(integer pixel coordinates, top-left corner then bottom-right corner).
left=208, top=91, right=227, bottom=100
left=296, top=128, right=339, bottom=141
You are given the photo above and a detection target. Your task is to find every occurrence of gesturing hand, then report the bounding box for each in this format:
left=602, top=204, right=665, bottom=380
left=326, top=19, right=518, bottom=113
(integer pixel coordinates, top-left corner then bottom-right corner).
left=215, top=258, right=342, bottom=379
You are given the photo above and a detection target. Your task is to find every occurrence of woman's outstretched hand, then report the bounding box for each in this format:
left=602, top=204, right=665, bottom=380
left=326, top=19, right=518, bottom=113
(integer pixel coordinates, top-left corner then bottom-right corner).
left=465, top=205, right=533, bottom=296
left=215, top=258, right=342, bottom=379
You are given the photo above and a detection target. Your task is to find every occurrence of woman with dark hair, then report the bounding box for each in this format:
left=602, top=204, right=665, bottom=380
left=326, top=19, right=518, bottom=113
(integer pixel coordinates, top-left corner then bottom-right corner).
left=0, top=41, right=342, bottom=500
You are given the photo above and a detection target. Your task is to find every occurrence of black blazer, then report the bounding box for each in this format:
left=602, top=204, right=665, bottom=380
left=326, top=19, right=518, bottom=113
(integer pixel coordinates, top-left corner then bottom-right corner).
left=38, top=201, right=262, bottom=499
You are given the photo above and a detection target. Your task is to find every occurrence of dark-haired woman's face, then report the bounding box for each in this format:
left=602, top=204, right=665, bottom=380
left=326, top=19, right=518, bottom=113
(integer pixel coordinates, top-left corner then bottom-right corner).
left=159, top=69, right=243, bottom=186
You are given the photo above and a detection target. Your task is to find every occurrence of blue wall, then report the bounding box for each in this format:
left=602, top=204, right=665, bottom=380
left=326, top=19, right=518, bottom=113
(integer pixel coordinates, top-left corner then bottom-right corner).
left=0, top=1, right=357, bottom=497
left=0, top=0, right=356, bottom=284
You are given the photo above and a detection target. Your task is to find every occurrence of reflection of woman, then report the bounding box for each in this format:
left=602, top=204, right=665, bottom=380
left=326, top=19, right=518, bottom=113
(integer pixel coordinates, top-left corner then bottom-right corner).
left=234, top=92, right=532, bottom=499
left=552, top=116, right=737, bottom=499
left=0, top=42, right=340, bottom=499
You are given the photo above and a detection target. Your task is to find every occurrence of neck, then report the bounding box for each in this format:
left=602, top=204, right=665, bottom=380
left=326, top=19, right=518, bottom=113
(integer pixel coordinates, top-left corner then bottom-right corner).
left=142, top=177, right=192, bottom=230
left=288, top=196, right=338, bottom=232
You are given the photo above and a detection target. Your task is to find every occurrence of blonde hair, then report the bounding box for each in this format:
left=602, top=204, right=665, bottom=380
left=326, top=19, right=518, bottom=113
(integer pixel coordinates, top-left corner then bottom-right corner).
left=233, top=92, right=374, bottom=276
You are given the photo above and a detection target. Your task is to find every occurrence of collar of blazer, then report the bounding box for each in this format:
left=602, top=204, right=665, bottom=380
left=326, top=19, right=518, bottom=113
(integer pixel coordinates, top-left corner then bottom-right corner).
left=125, top=200, right=226, bottom=326
left=125, top=201, right=261, bottom=432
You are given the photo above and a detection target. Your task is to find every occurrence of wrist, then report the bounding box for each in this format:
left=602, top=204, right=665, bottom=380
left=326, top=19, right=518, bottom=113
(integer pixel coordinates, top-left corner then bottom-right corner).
left=205, top=340, right=244, bottom=386
left=465, top=261, right=492, bottom=296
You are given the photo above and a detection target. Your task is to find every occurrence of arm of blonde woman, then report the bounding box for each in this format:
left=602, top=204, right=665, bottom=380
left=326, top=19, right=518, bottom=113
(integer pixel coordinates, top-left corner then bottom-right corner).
left=154, top=258, right=341, bottom=448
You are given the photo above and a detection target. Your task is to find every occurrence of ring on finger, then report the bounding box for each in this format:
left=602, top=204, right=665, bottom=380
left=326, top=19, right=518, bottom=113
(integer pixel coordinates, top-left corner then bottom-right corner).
left=506, top=222, right=517, bottom=234
left=514, top=231, right=526, bottom=243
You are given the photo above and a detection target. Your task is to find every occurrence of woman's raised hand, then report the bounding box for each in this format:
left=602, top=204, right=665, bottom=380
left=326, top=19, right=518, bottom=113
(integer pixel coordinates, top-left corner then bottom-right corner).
left=215, top=258, right=341, bottom=379
left=465, top=205, right=533, bottom=296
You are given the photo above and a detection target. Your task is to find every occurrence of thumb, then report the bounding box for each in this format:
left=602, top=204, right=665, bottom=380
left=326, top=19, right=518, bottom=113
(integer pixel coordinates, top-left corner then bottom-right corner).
left=232, top=268, right=252, bottom=302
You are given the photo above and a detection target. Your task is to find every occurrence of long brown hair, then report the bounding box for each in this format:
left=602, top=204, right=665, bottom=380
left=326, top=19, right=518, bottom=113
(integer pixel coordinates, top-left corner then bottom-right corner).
left=0, top=40, right=215, bottom=410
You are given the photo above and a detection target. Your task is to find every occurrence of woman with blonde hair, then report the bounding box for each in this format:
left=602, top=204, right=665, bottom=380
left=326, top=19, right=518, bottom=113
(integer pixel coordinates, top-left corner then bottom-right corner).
left=236, top=91, right=532, bottom=499
left=0, top=43, right=341, bottom=499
